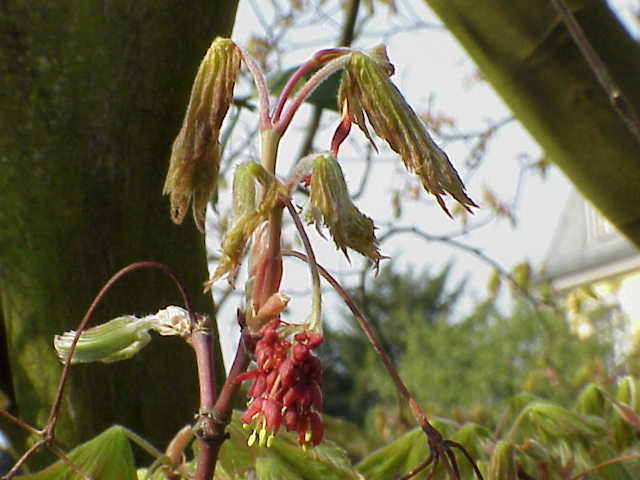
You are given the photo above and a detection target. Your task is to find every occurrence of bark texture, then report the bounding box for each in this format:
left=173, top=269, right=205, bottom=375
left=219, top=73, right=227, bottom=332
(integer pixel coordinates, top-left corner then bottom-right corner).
left=0, top=0, right=238, bottom=456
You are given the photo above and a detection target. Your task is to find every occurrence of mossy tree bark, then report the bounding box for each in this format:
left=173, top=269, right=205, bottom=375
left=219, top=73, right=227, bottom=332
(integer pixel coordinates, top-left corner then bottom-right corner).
left=0, top=0, right=238, bottom=460
left=423, top=0, right=640, bottom=245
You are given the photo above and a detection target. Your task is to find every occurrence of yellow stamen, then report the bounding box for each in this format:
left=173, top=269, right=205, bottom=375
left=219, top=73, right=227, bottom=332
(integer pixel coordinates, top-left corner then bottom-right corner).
left=267, top=433, right=275, bottom=448
left=258, top=427, right=267, bottom=447
left=248, top=431, right=257, bottom=447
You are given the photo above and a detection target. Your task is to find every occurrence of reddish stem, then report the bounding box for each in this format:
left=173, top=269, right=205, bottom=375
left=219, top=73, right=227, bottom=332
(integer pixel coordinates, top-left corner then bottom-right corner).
left=274, top=55, right=351, bottom=135
left=193, top=325, right=250, bottom=480
left=238, top=46, right=272, bottom=130
left=282, top=250, right=482, bottom=479
left=193, top=330, right=218, bottom=411
left=272, top=60, right=320, bottom=124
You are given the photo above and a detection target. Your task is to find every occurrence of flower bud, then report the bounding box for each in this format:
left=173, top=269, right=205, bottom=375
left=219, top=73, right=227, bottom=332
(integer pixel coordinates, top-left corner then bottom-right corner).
left=255, top=292, right=291, bottom=322
left=304, top=153, right=383, bottom=266
left=575, top=383, right=606, bottom=417
left=335, top=46, right=476, bottom=216
left=163, top=37, right=241, bottom=232
left=207, top=161, right=286, bottom=286
left=488, top=441, right=517, bottom=480
left=518, top=438, right=549, bottom=464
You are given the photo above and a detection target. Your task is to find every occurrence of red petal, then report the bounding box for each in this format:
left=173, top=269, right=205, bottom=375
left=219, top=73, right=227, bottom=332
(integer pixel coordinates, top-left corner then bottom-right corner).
left=306, top=333, right=323, bottom=349
left=234, top=370, right=262, bottom=384
left=279, top=358, right=297, bottom=389
left=240, top=398, right=264, bottom=424
left=330, top=107, right=352, bottom=157
left=292, top=343, right=310, bottom=364
left=263, top=398, right=282, bottom=433
left=248, top=373, right=267, bottom=398
left=309, top=411, right=324, bottom=445
left=283, top=385, right=303, bottom=408
left=307, top=381, right=323, bottom=411
left=283, top=408, right=299, bottom=432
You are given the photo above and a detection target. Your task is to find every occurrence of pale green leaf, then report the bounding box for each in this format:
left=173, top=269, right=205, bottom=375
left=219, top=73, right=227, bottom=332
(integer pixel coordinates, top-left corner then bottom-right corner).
left=19, top=426, right=136, bottom=480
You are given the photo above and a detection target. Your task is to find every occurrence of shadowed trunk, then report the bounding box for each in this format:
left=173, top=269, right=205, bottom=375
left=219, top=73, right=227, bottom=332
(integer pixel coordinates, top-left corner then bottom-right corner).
left=0, top=0, right=238, bottom=461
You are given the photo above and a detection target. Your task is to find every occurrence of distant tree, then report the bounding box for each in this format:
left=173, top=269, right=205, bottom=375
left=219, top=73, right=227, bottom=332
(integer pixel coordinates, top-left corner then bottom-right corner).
left=322, top=265, right=615, bottom=432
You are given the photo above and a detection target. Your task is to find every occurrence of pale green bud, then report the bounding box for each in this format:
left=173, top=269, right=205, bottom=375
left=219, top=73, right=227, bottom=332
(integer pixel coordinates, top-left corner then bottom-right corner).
left=617, top=375, right=639, bottom=408
left=517, top=438, right=550, bottom=464
left=207, top=161, right=287, bottom=286
left=575, top=383, right=606, bottom=417
left=304, top=153, right=383, bottom=266
left=613, top=376, right=640, bottom=448
left=488, top=441, right=517, bottom=480
left=337, top=46, right=476, bottom=216
left=54, top=306, right=192, bottom=364
left=163, top=37, right=241, bottom=232
left=523, top=402, right=605, bottom=441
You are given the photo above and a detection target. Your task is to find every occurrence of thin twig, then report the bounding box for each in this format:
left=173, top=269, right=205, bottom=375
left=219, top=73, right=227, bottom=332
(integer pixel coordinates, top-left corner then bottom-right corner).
left=283, top=199, right=322, bottom=330
left=377, top=226, right=545, bottom=310
left=48, top=444, right=92, bottom=480
left=549, top=0, right=640, bottom=145
left=351, top=144, right=374, bottom=200
left=399, top=452, right=435, bottom=480
left=3, top=440, right=46, bottom=479
left=0, top=409, right=41, bottom=436
left=571, top=453, right=640, bottom=479
left=46, top=262, right=196, bottom=435
left=283, top=250, right=483, bottom=479
left=4, top=262, right=199, bottom=478
left=237, top=45, right=272, bottom=129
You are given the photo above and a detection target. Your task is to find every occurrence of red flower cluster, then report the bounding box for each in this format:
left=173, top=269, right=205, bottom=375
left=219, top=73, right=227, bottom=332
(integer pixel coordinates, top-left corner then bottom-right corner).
left=236, top=318, right=324, bottom=448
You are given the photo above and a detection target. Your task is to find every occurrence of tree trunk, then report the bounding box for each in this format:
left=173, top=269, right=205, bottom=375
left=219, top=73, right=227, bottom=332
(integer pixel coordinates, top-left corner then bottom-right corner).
left=423, top=0, right=640, bottom=245
left=0, top=0, right=238, bottom=459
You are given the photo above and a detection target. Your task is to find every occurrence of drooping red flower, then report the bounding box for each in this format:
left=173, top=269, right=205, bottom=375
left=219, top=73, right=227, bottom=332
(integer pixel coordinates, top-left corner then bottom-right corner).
left=236, top=318, right=324, bottom=448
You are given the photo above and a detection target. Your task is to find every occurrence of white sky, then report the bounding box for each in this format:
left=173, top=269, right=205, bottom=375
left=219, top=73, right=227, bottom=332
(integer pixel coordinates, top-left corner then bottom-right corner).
left=211, top=0, right=639, bottom=366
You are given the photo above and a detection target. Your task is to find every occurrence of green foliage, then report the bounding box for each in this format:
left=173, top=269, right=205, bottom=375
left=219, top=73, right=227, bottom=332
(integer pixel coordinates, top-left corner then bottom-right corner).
left=19, top=426, right=136, bottom=480
left=322, top=265, right=614, bottom=428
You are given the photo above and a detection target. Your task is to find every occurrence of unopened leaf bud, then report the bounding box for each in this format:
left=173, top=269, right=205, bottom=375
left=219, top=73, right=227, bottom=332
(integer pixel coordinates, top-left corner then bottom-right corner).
left=304, top=152, right=383, bottom=266
left=518, top=438, right=549, bottom=464
left=53, top=306, right=191, bottom=364
left=163, top=37, right=241, bottom=232
left=335, top=45, right=476, bottom=216
left=575, top=384, right=606, bottom=417
left=207, top=161, right=287, bottom=287
left=54, top=315, right=153, bottom=364
left=488, top=441, right=517, bottom=480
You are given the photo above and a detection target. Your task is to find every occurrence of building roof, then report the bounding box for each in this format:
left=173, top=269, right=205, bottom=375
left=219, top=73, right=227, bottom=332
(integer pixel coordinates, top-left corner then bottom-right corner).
left=543, top=191, right=640, bottom=291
